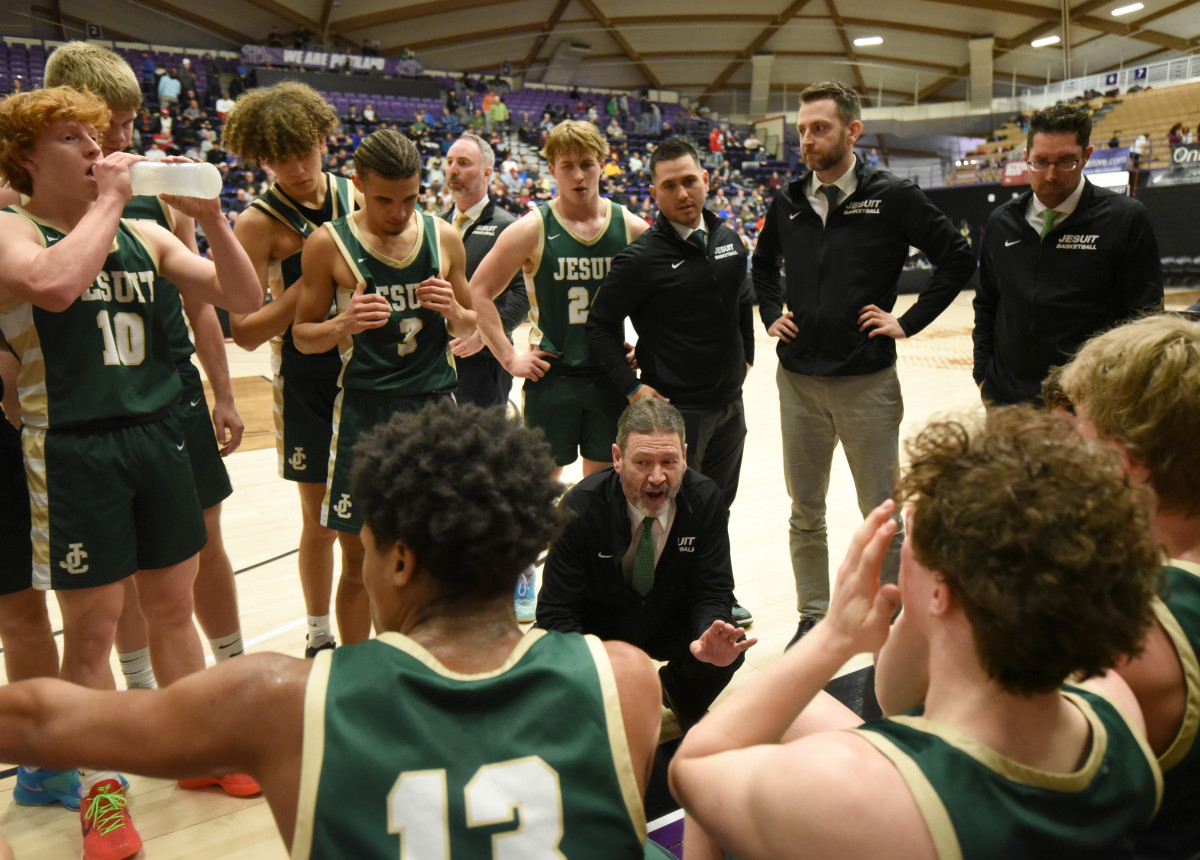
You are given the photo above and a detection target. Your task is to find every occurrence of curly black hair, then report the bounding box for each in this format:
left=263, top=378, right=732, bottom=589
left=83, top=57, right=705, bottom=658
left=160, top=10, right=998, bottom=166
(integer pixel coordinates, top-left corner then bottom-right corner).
left=900, top=406, right=1161, bottom=696
left=350, top=402, right=566, bottom=600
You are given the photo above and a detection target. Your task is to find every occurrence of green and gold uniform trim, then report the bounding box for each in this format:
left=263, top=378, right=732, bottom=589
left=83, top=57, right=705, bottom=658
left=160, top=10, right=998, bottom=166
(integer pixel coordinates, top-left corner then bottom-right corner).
left=854, top=730, right=962, bottom=860
left=1154, top=563, right=1200, bottom=773
left=322, top=210, right=455, bottom=396
left=291, top=629, right=647, bottom=860
left=1135, top=559, right=1200, bottom=856
left=853, top=687, right=1162, bottom=860
left=250, top=173, right=356, bottom=380
left=123, top=195, right=195, bottom=367
left=523, top=198, right=634, bottom=373
left=0, top=207, right=174, bottom=431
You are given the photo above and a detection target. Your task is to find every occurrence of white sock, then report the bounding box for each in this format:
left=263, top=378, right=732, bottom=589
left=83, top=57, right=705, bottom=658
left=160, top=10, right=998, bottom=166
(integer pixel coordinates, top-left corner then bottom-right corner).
left=209, top=630, right=244, bottom=662
left=78, top=769, right=121, bottom=795
left=118, top=648, right=157, bottom=690
left=306, top=615, right=334, bottom=646
left=18, top=765, right=40, bottom=774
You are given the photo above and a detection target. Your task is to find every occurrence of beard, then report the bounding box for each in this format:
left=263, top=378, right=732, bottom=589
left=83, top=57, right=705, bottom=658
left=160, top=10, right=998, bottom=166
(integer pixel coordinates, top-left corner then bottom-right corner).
left=804, top=130, right=852, bottom=173
left=630, top=479, right=677, bottom=518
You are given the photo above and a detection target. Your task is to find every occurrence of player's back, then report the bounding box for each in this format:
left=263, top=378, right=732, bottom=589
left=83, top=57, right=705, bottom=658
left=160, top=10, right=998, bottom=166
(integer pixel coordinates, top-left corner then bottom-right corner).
left=295, top=628, right=651, bottom=859
left=1135, top=561, right=1200, bottom=859
left=853, top=686, right=1161, bottom=859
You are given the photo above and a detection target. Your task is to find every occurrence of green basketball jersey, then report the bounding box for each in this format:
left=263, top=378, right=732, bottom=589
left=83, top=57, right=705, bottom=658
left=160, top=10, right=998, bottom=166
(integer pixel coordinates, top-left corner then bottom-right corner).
left=525, top=199, right=633, bottom=374
left=0, top=208, right=180, bottom=430
left=123, top=195, right=193, bottom=366
left=250, top=172, right=355, bottom=380
left=292, top=629, right=650, bottom=860
left=324, top=211, right=456, bottom=396
left=854, top=687, right=1162, bottom=859
left=1137, top=560, right=1200, bottom=858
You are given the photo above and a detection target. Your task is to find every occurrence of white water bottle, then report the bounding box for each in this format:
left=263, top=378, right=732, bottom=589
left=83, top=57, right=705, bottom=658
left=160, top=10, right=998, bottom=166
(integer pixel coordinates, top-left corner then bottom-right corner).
left=129, top=162, right=222, bottom=198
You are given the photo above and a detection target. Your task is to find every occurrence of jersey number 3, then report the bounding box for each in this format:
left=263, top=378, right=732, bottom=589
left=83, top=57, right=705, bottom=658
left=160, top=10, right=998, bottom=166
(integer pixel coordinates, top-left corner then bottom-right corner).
left=388, top=756, right=566, bottom=859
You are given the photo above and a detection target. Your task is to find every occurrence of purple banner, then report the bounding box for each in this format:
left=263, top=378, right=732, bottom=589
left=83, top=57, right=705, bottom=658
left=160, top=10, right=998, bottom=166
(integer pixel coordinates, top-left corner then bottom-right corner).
left=240, top=45, right=423, bottom=77
left=1084, top=147, right=1130, bottom=173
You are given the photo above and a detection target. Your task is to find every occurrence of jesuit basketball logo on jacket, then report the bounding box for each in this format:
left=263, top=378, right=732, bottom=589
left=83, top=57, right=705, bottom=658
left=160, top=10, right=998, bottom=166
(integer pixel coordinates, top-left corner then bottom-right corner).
left=844, top=200, right=882, bottom=215
left=1055, top=234, right=1100, bottom=251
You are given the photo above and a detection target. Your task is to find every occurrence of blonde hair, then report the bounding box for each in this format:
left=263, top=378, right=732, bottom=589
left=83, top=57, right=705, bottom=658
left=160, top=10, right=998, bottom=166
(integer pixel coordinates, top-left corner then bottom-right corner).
left=43, top=42, right=141, bottom=112
left=222, top=82, right=338, bottom=164
left=0, top=88, right=110, bottom=195
left=542, top=120, right=607, bottom=165
left=1061, top=314, right=1200, bottom=515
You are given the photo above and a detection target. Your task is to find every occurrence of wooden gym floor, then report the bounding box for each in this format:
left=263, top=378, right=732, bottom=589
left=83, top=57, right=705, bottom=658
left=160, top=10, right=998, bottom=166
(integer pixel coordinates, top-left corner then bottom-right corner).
left=1, top=289, right=1195, bottom=858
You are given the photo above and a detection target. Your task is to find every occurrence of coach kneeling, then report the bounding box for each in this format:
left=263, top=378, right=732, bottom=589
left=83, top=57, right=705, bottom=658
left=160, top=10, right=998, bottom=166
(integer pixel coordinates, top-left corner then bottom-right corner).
left=536, top=400, right=756, bottom=729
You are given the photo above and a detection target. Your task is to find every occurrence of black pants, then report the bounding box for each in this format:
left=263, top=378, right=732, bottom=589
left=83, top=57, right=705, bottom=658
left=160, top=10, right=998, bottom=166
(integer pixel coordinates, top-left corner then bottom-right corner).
left=454, top=350, right=513, bottom=409
left=675, top=397, right=747, bottom=511
left=642, top=616, right=743, bottom=727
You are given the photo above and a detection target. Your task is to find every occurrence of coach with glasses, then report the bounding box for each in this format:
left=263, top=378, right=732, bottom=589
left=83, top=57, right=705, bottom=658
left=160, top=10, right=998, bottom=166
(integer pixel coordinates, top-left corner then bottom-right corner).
left=973, top=103, right=1163, bottom=405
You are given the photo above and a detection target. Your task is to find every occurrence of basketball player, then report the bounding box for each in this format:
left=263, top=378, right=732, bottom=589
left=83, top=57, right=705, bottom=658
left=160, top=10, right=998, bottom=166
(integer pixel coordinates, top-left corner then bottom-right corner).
left=0, top=86, right=262, bottom=860
left=470, top=120, right=646, bottom=619
left=43, top=40, right=249, bottom=690
left=0, top=339, right=73, bottom=808
left=292, top=129, right=473, bottom=643
left=670, top=407, right=1163, bottom=859
left=0, top=402, right=674, bottom=860
left=1061, top=315, right=1200, bottom=859
left=222, top=82, right=358, bottom=658
left=469, top=119, right=647, bottom=482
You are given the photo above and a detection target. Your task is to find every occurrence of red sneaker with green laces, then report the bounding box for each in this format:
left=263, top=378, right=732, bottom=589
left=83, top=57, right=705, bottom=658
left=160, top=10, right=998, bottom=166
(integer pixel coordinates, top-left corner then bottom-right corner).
left=80, top=778, right=141, bottom=860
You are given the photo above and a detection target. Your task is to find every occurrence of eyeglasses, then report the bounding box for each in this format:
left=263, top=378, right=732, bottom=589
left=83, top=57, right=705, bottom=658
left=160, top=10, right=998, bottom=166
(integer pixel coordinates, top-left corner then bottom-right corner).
left=1025, top=157, right=1081, bottom=172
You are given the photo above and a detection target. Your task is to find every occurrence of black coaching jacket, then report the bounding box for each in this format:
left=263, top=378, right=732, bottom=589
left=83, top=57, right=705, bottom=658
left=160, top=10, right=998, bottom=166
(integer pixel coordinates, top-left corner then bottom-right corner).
left=973, top=179, right=1163, bottom=405
left=587, top=209, right=755, bottom=410
left=440, top=198, right=528, bottom=339
left=752, top=161, right=975, bottom=377
left=535, top=467, right=734, bottom=646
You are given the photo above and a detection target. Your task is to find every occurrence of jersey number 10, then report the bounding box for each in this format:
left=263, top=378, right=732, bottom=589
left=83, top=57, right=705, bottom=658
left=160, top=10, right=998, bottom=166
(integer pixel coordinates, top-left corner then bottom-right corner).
left=388, top=755, right=565, bottom=858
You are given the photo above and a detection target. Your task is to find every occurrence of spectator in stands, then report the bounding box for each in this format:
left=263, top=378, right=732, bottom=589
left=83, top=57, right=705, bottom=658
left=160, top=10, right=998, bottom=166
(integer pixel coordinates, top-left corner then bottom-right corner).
left=182, top=98, right=201, bottom=120
left=489, top=95, right=509, bottom=134
left=438, top=106, right=462, bottom=134
left=215, top=90, right=233, bottom=120
left=1131, top=132, right=1149, bottom=168
left=607, top=117, right=625, bottom=139
left=228, top=65, right=249, bottom=100
left=1108, top=130, right=1120, bottom=149
left=1168, top=122, right=1185, bottom=149
left=973, top=103, right=1163, bottom=405
left=202, top=53, right=221, bottom=106
left=266, top=25, right=283, bottom=47
left=650, top=103, right=662, bottom=134
left=177, top=58, right=193, bottom=97
left=140, top=52, right=156, bottom=99
left=743, top=131, right=762, bottom=151
left=362, top=102, right=376, bottom=123
left=158, top=67, right=182, bottom=107
left=7, top=77, right=22, bottom=96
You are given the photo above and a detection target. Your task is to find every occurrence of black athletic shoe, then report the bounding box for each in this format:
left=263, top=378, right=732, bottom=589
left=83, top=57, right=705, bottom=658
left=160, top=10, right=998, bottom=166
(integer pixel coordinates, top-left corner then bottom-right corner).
left=785, top=617, right=820, bottom=651
left=305, top=639, right=336, bottom=659
left=731, top=603, right=753, bottom=628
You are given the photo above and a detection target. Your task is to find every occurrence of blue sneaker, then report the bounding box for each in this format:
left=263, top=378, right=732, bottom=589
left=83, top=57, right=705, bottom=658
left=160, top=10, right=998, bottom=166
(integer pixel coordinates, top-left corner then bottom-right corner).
left=15, top=767, right=82, bottom=810
left=514, top=566, right=537, bottom=623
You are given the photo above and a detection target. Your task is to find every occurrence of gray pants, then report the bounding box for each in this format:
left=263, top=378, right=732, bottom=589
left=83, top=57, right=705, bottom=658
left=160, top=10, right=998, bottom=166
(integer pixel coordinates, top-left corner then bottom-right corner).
left=777, top=364, right=904, bottom=617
